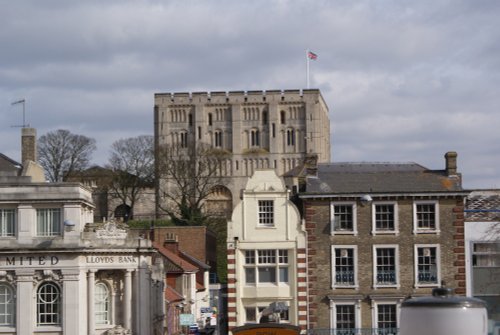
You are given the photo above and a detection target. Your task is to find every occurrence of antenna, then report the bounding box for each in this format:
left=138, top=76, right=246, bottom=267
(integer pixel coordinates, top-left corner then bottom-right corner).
left=11, top=99, right=30, bottom=128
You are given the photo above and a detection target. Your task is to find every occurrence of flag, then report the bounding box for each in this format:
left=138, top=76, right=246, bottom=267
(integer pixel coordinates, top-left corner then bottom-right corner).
left=11, top=99, right=25, bottom=105
left=307, top=51, right=318, bottom=60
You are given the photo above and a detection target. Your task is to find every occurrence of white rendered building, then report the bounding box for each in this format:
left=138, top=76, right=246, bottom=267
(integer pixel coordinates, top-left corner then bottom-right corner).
left=0, top=130, right=164, bottom=335
left=226, top=170, right=307, bottom=331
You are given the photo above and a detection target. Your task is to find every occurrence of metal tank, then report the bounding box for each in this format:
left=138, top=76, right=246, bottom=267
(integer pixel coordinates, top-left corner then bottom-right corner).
left=400, top=287, right=488, bottom=335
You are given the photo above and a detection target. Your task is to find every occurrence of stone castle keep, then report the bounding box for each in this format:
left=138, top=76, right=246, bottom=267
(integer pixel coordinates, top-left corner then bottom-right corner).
left=154, top=89, right=331, bottom=213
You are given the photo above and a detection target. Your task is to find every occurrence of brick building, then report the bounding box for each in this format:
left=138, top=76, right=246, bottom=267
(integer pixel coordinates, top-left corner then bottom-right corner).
left=298, top=152, right=468, bottom=332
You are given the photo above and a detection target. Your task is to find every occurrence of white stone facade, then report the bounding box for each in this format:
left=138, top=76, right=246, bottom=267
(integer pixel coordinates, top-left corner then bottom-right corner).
left=226, top=170, right=307, bottom=331
left=0, top=178, right=164, bottom=335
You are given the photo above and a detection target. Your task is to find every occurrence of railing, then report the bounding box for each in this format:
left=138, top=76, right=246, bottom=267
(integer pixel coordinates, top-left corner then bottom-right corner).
left=335, top=271, right=355, bottom=285
left=376, top=271, right=396, bottom=284
left=306, top=328, right=399, bottom=335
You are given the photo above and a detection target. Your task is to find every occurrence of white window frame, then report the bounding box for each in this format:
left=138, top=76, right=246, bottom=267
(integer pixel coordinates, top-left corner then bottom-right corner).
left=258, top=200, right=274, bottom=227
left=331, top=245, right=358, bottom=289
left=0, top=283, right=15, bottom=327
left=329, top=299, right=361, bottom=331
left=95, top=282, right=111, bottom=325
left=413, top=200, right=440, bottom=234
left=330, top=202, right=357, bottom=235
left=373, top=245, right=400, bottom=289
left=243, top=249, right=290, bottom=286
left=371, top=202, right=399, bottom=235
left=371, top=300, right=401, bottom=332
left=0, top=208, right=16, bottom=237
left=414, top=244, right=441, bottom=288
left=36, top=282, right=61, bottom=326
left=36, top=208, right=62, bottom=237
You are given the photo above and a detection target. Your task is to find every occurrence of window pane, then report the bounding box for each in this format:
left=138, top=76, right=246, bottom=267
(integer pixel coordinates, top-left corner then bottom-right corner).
left=377, top=304, right=397, bottom=329
left=245, top=307, right=256, bottom=322
left=258, top=267, right=276, bottom=283
left=336, top=305, right=355, bottom=329
left=417, top=247, right=438, bottom=284
left=245, top=268, right=256, bottom=284
left=376, top=248, right=396, bottom=285
left=0, top=284, right=15, bottom=326
left=258, top=201, right=274, bottom=226
left=335, top=249, right=355, bottom=285
left=417, top=204, right=436, bottom=229
left=279, top=267, right=289, bottom=283
left=37, top=209, right=61, bottom=236
left=375, top=205, right=395, bottom=231
left=0, top=209, right=15, bottom=237
left=333, top=205, right=353, bottom=231
left=37, top=282, right=60, bottom=325
left=95, top=283, right=110, bottom=324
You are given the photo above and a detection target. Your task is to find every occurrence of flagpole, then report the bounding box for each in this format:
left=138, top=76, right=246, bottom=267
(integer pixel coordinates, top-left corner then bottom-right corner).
left=306, top=49, right=310, bottom=89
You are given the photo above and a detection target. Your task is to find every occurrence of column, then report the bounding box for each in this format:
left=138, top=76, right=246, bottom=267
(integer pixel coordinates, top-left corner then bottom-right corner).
left=87, top=270, right=96, bottom=335
left=16, top=271, right=34, bottom=335
left=63, top=270, right=82, bottom=334
left=124, top=269, right=133, bottom=330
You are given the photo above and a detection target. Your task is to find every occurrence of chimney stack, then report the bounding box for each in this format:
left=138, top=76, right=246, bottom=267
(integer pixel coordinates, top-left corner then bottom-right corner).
left=163, top=232, right=179, bottom=253
left=21, top=127, right=37, bottom=164
left=445, top=151, right=458, bottom=176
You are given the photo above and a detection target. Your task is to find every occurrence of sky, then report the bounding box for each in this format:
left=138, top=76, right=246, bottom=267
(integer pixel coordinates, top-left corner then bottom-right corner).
left=1, top=0, right=499, bottom=189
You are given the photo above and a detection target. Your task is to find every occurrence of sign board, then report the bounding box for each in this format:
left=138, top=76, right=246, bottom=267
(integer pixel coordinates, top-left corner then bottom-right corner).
left=180, top=313, right=195, bottom=326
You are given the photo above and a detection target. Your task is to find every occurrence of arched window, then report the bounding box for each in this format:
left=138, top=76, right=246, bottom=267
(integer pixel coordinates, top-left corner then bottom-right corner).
left=180, top=131, right=188, bottom=148
left=280, top=111, right=286, bottom=124
left=251, top=129, right=260, bottom=147
left=0, top=283, right=15, bottom=326
left=287, top=129, right=295, bottom=146
left=95, top=283, right=110, bottom=325
left=37, top=282, right=61, bottom=326
left=214, top=130, right=223, bottom=148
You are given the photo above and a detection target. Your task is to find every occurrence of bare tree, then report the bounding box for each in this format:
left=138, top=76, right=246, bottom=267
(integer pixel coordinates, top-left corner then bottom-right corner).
left=157, top=143, right=229, bottom=226
left=107, top=135, right=154, bottom=220
left=38, top=129, right=97, bottom=182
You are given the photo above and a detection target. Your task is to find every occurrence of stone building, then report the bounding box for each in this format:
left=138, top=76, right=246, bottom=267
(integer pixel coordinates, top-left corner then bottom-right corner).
left=298, top=152, right=468, bottom=332
left=226, top=170, right=307, bottom=331
left=153, top=89, right=331, bottom=217
left=0, top=129, right=164, bottom=335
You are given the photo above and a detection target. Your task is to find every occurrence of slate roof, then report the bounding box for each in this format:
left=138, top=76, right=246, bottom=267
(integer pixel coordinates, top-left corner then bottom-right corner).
left=0, top=153, right=22, bottom=173
left=303, top=162, right=465, bottom=196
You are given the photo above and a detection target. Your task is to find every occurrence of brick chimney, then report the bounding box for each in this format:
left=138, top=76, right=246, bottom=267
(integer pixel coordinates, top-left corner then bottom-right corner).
left=21, top=127, right=37, bottom=164
left=163, top=232, right=179, bottom=253
left=445, top=151, right=458, bottom=176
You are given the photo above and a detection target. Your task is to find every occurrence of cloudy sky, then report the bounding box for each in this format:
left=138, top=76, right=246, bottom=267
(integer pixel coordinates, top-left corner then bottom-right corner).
left=1, top=0, right=499, bottom=189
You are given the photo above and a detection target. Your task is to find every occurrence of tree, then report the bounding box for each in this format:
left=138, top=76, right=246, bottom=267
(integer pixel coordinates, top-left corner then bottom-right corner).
left=38, top=129, right=96, bottom=182
left=107, top=135, right=154, bottom=221
left=156, top=143, right=230, bottom=226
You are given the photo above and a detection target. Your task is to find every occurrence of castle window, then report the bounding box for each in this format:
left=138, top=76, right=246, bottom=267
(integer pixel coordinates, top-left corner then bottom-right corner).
left=286, top=129, right=295, bottom=146
left=251, top=129, right=260, bottom=147
left=208, top=113, right=213, bottom=126
left=214, top=130, right=223, bottom=148
left=280, top=111, right=286, bottom=124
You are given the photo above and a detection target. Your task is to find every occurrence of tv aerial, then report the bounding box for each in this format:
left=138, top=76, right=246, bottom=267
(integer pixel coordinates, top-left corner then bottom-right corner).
left=11, top=98, right=30, bottom=128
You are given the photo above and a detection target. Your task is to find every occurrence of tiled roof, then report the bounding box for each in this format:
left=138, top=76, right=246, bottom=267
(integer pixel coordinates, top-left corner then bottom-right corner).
left=153, top=241, right=199, bottom=272
left=165, top=286, right=184, bottom=302
left=303, top=162, right=464, bottom=195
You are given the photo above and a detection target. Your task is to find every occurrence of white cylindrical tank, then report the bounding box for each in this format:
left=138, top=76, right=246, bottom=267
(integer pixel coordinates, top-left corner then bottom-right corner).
left=400, top=288, right=488, bottom=335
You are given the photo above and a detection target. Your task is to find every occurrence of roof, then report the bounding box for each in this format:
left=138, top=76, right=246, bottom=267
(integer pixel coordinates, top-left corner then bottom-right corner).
left=466, top=189, right=500, bottom=221
left=165, top=286, right=184, bottom=303
left=0, top=153, right=22, bottom=173
left=302, top=162, right=464, bottom=196
left=153, top=241, right=199, bottom=273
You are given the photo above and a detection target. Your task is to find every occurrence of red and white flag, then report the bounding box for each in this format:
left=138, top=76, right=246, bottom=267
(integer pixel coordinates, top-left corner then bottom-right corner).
left=307, top=51, right=318, bottom=60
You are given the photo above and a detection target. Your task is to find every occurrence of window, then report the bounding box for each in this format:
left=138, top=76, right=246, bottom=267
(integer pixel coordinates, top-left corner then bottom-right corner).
left=331, top=203, right=356, bottom=234
left=415, top=245, right=440, bottom=286
left=258, top=200, right=274, bottom=227
left=262, top=111, right=268, bottom=125
left=374, top=246, right=399, bottom=287
left=180, top=132, right=188, bottom=148
left=95, top=283, right=110, bottom=325
left=188, top=113, right=193, bottom=127
left=214, top=130, right=223, bottom=148
left=244, top=249, right=289, bottom=285
left=336, top=305, right=355, bottom=330
left=251, top=129, right=260, bottom=146
left=373, top=203, right=397, bottom=234
left=332, top=246, right=357, bottom=287
left=280, top=111, right=285, bottom=124
left=37, top=282, right=61, bottom=326
left=286, top=129, right=295, bottom=146
left=208, top=113, right=213, bottom=126
left=0, top=284, right=15, bottom=326
left=377, top=304, right=397, bottom=330
left=414, top=201, right=439, bottom=233
left=245, top=305, right=289, bottom=324
left=0, top=209, right=16, bottom=237
left=472, top=242, right=500, bottom=267
left=36, top=208, right=61, bottom=237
